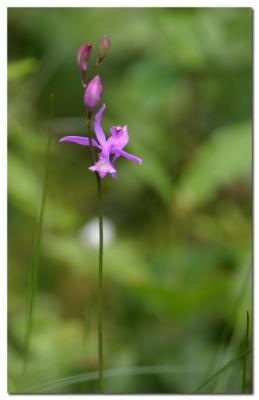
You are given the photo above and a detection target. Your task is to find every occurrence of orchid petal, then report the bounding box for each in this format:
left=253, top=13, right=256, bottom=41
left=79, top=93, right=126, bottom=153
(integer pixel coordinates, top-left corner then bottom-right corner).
left=89, top=156, right=117, bottom=179
left=59, top=136, right=100, bottom=148
left=111, top=153, right=120, bottom=165
left=94, top=104, right=106, bottom=146
left=101, top=136, right=115, bottom=158
left=113, top=149, right=143, bottom=164
left=110, top=125, right=129, bottom=149
left=111, top=154, right=119, bottom=179
left=111, top=172, right=119, bottom=179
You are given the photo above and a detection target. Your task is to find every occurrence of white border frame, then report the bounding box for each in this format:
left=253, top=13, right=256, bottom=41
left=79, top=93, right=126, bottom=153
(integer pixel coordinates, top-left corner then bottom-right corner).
left=1, top=1, right=256, bottom=399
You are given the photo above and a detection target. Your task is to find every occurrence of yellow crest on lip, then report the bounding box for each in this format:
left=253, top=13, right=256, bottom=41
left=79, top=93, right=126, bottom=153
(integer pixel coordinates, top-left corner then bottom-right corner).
left=99, top=161, right=107, bottom=171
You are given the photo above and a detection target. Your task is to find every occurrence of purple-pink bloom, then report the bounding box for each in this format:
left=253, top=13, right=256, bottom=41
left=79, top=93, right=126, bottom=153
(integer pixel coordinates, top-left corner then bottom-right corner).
left=59, top=104, right=142, bottom=179
left=77, top=44, right=92, bottom=73
left=84, top=75, right=103, bottom=112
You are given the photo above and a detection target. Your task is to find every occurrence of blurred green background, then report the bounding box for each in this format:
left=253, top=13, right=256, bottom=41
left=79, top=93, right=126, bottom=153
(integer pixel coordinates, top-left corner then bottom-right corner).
left=8, top=7, right=252, bottom=394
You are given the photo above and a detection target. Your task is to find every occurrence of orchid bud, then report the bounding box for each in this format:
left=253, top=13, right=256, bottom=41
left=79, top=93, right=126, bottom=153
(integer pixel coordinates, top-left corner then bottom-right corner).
left=77, top=43, right=92, bottom=73
left=96, top=35, right=110, bottom=65
left=84, top=75, right=103, bottom=111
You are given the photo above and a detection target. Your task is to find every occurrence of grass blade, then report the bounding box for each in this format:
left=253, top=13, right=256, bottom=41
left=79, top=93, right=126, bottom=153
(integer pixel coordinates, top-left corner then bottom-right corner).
left=199, top=262, right=251, bottom=385
left=23, top=94, right=54, bottom=371
left=192, top=347, right=252, bottom=393
left=242, top=310, right=250, bottom=392
left=30, top=364, right=204, bottom=393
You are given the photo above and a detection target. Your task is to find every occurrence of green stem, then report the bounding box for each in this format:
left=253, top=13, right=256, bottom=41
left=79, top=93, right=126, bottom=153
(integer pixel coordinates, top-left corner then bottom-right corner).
left=242, top=310, right=250, bottom=392
left=86, top=111, right=104, bottom=393
left=23, top=93, right=54, bottom=372
left=97, top=174, right=103, bottom=393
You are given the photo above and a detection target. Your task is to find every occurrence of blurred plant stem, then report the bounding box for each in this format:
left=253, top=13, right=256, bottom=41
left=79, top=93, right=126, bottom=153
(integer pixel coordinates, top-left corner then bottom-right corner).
left=86, top=111, right=104, bottom=394
left=192, top=347, right=252, bottom=394
left=23, top=94, right=54, bottom=373
left=97, top=170, right=104, bottom=394
left=199, top=262, right=251, bottom=387
left=242, top=310, right=250, bottom=392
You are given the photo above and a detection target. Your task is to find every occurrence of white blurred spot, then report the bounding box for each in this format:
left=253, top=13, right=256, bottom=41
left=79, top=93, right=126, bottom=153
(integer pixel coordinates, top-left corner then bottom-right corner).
left=79, top=217, right=115, bottom=248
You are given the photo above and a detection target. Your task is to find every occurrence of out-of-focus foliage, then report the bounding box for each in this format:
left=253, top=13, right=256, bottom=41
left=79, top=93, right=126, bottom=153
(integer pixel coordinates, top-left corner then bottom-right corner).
left=8, top=7, right=252, bottom=394
left=176, top=121, right=252, bottom=209
left=8, top=58, right=39, bottom=81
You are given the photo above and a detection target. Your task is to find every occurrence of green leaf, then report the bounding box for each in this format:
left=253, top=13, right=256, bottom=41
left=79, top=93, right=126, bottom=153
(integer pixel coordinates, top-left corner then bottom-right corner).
left=175, top=120, right=252, bottom=210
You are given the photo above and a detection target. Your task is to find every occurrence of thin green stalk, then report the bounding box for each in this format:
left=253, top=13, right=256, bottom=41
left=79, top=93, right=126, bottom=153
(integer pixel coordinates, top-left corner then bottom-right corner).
left=86, top=111, right=104, bottom=394
left=242, top=310, right=250, bottom=392
left=87, top=65, right=98, bottom=84
left=200, top=263, right=251, bottom=385
left=192, top=347, right=252, bottom=394
left=23, top=94, right=54, bottom=371
left=97, top=173, right=103, bottom=393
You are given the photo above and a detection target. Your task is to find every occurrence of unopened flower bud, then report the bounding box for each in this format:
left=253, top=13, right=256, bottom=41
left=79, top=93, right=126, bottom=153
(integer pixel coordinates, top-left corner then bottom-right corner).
left=84, top=75, right=103, bottom=111
left=96, top=35, right=110, bottom=65
left=77, top=43, right=92, bottom=73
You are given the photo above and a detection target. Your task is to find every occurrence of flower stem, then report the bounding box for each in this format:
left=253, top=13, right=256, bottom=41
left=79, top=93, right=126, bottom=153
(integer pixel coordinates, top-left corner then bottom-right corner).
left=97, top=173, right=104, bottom=393
left=242, top=310, right=250, bottom=392
left=23, top=93, right=54, bottom=373
left=86, top=111, right=104, bottom=393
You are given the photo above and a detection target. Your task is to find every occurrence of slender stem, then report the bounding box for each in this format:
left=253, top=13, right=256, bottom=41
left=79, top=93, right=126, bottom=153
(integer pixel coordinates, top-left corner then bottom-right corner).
left=242, top=310, right=250, bottom=392
left=86, top=65, right=98, bottom=84
left=97, top=174, right=103, bottom=393
left=23, top=94, right=54, bottom=372
left=86, top=110, right=104, bottom=393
